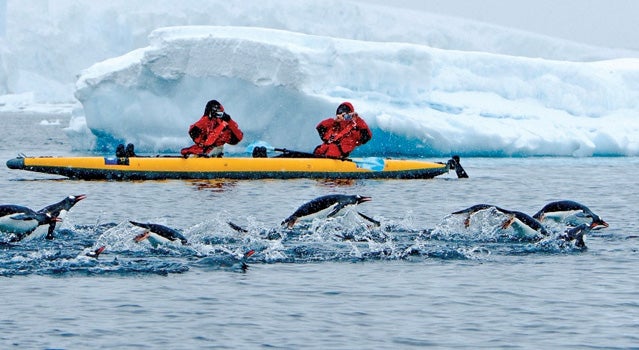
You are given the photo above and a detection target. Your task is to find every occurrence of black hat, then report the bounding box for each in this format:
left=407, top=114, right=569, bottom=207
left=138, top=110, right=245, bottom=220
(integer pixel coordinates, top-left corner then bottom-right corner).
left=336, top=102, right=354, bottom=115
left=204, top=100, right=224, bottom=116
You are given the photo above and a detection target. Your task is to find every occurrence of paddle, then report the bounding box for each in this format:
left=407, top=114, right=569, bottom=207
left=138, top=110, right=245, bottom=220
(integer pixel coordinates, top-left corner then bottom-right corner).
left=245, top=141, right=385, bottom=171
left=447, top=155, right=469, bottom=178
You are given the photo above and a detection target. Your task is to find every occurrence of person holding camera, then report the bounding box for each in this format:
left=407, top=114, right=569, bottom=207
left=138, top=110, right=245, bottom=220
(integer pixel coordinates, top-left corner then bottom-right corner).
left=313, top=101, right=372, bottom=159
left=180, top=99, right=243, bottom=158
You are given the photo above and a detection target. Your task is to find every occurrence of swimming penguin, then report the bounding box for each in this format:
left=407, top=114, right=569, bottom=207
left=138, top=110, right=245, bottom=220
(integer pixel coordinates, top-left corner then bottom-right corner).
left=281, top=194, right=372, bottom=228
left=130, top=221, right=188, bottom=247
left=0, top=205, right=61, bottom=242
left=29, top=194, right=87, bottom=240
left=558, top=223, right=590, bottom=249
left=533, top=200, right=608, bottom=229
left=452, top=204, right=506, bottom=227
left=499, top=209, right=550, bottom=238
left=452, top=204, right=549, bottom=238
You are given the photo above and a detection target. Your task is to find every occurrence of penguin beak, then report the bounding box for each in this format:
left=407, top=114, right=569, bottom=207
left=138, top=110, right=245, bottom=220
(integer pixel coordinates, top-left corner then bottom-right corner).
left=590, top=220, right=609, bottom=229
left=73, top=194, right=87, bottom=203
left=134, top=231, right=151, bottom=242
left=357, top=196, right=372, bottom=204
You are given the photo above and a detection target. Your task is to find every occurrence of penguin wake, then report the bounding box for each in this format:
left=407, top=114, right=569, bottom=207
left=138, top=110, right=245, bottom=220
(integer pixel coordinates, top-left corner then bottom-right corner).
left=0, top=195, right=609, bottom=276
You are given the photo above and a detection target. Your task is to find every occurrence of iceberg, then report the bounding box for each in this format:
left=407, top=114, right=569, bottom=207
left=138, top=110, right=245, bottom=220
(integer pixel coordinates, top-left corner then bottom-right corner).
left=74, top=26, right=639, bottom=157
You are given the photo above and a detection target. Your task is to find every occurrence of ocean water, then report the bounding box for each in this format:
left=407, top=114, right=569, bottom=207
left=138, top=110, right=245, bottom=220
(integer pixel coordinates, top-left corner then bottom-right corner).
left=1, top=113, right=638, bottom=349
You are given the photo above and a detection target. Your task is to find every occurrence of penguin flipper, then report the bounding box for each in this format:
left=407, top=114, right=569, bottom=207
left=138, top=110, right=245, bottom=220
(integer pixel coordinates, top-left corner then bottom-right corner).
left=327, top=203, right=348, bottom=218
left=357, top=212, right=380, bottom=227
left=228, top=221, right=248, bottom=233
left=11, top=214, right=35, bottom=221
left=129, top=221, right=151, bottom=229
left=175, top=233, right=189, bottom=245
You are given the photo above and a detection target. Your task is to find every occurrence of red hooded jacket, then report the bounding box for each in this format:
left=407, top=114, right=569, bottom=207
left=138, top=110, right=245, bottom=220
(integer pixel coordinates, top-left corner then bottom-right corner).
left=313, top=114, right=372, bottom=158
left=181, top=114, right=243, bottom=156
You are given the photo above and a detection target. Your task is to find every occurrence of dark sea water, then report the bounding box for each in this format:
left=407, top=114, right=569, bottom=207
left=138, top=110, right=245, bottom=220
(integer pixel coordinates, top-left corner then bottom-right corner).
left=1, top=113, right=638, bottom=349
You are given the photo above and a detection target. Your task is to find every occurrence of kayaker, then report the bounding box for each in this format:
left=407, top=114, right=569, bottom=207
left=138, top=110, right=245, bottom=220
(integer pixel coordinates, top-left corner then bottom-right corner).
left=313, top=102, right=372, bottom=158
left=181, top=100, right=243, bottom=158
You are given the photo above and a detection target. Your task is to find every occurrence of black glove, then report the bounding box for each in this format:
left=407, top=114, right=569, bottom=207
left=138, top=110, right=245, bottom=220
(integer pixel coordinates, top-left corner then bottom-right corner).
left=221, top=112, right=231, bottom=122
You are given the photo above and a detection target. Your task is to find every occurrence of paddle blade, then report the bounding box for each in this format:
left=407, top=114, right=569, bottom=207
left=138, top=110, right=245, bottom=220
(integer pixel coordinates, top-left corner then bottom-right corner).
left=353, top=157, right=385, bottom=171
left=447, top=155, right=469, bottom=178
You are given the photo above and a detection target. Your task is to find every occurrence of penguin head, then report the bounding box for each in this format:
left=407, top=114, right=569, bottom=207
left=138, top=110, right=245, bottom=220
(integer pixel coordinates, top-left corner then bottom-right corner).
left=69, top=194, right=87, bottom=203
left=63, top=194, right=87, bottom=209
left=590, top=216, right=609, bottom=229
left=354, top=195, right=372, bottom=204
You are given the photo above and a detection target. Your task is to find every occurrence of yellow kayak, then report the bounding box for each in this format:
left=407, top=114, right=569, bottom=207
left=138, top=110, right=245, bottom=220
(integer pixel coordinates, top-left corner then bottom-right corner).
left=6, top=155, right=452, bottom=180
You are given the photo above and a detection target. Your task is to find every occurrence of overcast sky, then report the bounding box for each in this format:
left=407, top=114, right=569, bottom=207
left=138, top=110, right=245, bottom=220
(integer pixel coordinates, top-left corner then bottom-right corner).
left=359, top=0, right=639, bottom=51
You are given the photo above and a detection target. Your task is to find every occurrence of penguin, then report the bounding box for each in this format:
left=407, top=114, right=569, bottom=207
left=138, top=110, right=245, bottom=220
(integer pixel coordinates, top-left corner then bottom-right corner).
left=533, top=200, right=608, bottom=229
left=281, top=194, right=372, bottom=228
left=130, top=221, right=188, bottom=247
left=29, top=194, right=87, bottom=240
left=0, top=205, right=61, bottom=242
left=196, top=249, right=256, bottom=272
left=452, top=204, right=549, bottom=238
left=452, top=204, right=505, bottom=227
left=558, top=223, right=590, bottom=249
left=38, top=194, right=86, bottom=218
left=499, top=209, right=550, bottom=238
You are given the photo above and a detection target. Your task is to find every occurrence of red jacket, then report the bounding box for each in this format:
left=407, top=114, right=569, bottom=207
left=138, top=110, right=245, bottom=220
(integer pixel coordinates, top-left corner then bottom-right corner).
left=188, top=115, right=243, bottom=147
left=181, top=115, right=243, bottom=157
left=314, top=116, right=372, bottom=158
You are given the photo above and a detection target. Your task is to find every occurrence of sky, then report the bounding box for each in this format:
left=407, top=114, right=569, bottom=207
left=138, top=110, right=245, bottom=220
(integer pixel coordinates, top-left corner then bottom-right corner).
left=359, top=0, right=639, bottom=50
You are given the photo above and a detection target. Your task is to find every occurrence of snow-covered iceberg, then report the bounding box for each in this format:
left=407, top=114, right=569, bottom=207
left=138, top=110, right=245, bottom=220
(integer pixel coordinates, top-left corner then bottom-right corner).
left=73, top=26, right=639, bottom=157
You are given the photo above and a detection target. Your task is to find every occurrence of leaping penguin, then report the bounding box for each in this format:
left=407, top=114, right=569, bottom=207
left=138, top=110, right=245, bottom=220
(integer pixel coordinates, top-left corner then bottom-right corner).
left=281, top=194, right=372, bottom=228
left=38, top=194, right=86, bottom=218
left=451, top=204, right=549, bottom=238
left=0, top=205, right=61, bottom=242
left=130, top=221, right=189, bottom=247
left=533, top=200, right=608, bottom=229
left=29, top=194, right=87, bottom=240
